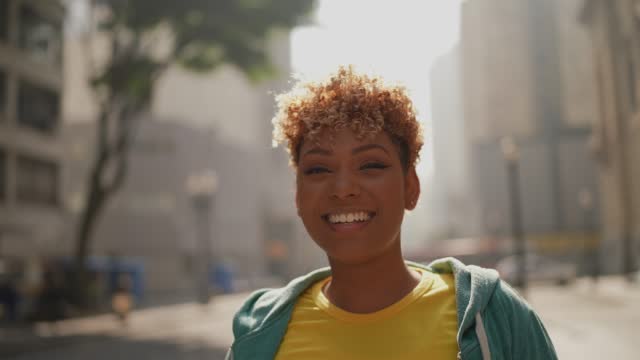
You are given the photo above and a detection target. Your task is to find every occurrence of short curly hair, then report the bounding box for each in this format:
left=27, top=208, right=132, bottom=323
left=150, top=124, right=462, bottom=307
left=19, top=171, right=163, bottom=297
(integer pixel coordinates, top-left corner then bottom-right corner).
left=272, top=66, right=423, bottom=171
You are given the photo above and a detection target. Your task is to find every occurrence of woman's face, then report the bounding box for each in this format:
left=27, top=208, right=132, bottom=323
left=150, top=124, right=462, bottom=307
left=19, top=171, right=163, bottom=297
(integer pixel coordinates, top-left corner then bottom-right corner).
left=296, top=128, right=420, bottom=265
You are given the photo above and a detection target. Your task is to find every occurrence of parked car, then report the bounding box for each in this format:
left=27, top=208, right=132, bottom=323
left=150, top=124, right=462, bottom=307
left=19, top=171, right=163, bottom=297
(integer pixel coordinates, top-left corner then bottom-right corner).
left=495, top=254, right=577, bottom=286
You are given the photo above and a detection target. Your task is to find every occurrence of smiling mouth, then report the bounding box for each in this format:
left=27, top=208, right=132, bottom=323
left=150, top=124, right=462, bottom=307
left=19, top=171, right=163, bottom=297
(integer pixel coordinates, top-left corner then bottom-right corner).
left=321, top=211, right=376, bottom=230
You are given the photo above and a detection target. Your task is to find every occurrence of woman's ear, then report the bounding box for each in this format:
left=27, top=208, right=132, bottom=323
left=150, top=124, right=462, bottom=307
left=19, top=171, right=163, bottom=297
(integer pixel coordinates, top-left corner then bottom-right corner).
left=405, top=166, right=421, bottom=210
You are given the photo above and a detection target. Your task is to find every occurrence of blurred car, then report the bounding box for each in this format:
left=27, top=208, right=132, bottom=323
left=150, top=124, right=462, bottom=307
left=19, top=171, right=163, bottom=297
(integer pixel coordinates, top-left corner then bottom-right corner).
left=495, top=254, right=577, bottom=286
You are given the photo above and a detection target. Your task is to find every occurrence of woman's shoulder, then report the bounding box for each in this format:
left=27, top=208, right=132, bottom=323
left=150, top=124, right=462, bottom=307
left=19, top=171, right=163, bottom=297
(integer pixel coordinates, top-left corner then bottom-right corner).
left=232, top=268, right=332, bottom=337
left=246, top=267, right=332, bottom=303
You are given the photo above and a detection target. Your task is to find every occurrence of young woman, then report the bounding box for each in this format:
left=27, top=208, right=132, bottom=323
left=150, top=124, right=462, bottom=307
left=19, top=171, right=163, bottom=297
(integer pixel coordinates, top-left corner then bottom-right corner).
left=225, top=67, right=557, bottom=360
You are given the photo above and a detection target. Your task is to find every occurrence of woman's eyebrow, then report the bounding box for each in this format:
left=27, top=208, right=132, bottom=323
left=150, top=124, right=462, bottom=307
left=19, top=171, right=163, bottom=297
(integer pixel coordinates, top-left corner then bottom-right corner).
left=303, top=147, right=332, bottom=157
left=302, top=143, right=389, bottom=157
left=352, top=143, right=390, bottom=155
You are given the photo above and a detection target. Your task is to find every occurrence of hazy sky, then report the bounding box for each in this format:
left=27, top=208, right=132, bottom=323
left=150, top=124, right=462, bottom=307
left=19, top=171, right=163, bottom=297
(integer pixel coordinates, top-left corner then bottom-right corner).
left=291, top=0, right=463, bottom=176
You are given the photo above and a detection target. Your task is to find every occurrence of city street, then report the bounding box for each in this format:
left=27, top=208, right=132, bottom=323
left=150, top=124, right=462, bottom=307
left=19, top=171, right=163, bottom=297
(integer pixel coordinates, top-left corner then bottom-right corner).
left=2, top=277, right=639, bottom=360
left=529, top=276, right=640, bottom=359
left=1, top=1, right=638, bottom=360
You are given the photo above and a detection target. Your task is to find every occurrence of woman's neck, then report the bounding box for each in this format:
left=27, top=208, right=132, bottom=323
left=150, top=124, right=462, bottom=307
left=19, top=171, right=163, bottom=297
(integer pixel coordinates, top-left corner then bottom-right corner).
left=324, top=242, right=421, bottom=314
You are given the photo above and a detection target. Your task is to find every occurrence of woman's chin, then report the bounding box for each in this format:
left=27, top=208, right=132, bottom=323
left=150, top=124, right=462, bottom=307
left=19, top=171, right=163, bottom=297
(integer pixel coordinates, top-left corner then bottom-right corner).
left=323, top=243, right=394, bottom=266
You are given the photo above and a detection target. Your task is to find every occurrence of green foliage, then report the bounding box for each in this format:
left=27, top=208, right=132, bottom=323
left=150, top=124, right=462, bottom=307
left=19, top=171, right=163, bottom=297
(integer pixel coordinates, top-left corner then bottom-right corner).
left=92, top=56, right=157, bottom=106
left=93, top=0, right=315, bottom=91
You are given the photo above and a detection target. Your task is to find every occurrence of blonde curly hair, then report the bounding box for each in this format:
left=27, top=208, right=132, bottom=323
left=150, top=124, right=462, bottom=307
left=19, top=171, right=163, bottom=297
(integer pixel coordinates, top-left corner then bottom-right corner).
left=272, top=66, right=423, bottom=170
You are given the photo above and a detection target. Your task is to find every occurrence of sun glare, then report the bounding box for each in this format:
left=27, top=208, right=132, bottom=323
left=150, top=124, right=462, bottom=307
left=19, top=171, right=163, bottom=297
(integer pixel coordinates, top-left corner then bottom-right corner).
left=291, top=0, right=463, bottom=176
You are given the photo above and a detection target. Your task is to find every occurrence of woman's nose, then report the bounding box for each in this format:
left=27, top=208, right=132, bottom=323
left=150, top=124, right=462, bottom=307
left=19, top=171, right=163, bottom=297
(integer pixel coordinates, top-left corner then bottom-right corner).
left=330, top=171, right=360, bottom=200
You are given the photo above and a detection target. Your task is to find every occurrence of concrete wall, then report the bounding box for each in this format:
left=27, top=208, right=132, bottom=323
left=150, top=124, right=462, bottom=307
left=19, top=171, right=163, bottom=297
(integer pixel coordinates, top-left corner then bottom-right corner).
left=581, top=0, right=640, bottom=274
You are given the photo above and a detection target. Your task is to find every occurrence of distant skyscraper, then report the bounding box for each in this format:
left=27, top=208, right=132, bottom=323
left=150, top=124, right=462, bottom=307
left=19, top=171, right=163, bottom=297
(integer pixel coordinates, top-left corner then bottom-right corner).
left=580, top=0, right=640, bottom=275
left=460, top=0, right=599, bottom=254
left=428, top=46, right=478, bottom=238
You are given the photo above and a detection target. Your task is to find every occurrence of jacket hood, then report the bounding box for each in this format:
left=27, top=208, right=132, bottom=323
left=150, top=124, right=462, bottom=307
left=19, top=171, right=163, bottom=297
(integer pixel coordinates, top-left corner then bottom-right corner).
left=426, top=257, right=500, bottom=342
left=230, top=258, right=500, bottom=359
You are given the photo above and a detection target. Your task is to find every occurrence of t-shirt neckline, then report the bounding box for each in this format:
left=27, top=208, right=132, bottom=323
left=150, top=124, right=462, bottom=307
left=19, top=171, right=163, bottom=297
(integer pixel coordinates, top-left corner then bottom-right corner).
left=312, top=267, right=435, bottom=323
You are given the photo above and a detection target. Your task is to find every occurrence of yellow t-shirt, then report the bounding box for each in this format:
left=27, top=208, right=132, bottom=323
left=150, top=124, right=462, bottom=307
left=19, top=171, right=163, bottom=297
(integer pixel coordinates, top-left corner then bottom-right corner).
left=274, top=268, right=458, bottom=360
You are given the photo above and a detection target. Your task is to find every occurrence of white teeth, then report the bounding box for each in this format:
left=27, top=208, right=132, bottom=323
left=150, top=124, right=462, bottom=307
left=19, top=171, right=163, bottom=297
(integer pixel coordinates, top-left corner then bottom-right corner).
left=327, top=212, right=373, bottom=224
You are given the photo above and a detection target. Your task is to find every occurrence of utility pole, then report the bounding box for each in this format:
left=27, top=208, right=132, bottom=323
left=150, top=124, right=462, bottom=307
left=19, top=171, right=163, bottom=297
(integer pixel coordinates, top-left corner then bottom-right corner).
left=186, top=170, right=218, bottom=305
left=501, top=137, right=527, bottom=298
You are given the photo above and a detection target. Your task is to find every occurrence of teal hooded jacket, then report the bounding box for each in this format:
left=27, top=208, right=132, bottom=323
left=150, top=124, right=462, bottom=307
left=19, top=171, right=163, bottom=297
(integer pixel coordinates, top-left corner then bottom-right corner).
left=225, top=258, right=558, bottom=360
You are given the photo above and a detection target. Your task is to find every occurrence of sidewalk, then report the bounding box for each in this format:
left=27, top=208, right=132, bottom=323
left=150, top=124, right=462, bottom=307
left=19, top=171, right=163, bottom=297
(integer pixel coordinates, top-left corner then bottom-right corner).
left=531, top=273, right=640, bottom=303
left=528, top=275, right=640, bottom=360
left=0, top=292, right=248, bottom=358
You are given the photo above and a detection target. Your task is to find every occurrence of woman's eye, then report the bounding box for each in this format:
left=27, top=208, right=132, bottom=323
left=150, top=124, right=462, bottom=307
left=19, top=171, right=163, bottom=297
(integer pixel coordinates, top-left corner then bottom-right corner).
left=304, top=166, right=330, bottom=175
left=361, top=162, right=389, bottom=171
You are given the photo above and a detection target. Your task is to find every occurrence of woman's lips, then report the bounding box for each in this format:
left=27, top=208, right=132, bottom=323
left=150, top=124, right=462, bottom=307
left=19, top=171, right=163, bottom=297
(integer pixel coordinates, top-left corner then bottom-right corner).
left=322, top=213, right=376, bottom=233
left=329, top=221, right=370, bottom=232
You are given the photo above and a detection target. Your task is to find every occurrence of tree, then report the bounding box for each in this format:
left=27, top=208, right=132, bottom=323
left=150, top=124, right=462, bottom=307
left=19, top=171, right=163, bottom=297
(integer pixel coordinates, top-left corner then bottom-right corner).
left=72, top=0, right=315, bottom=303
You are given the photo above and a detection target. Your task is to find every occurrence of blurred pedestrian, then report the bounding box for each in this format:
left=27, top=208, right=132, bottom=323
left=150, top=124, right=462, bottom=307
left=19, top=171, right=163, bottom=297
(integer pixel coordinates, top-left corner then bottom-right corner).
left=87, top=271, right=105, bottom=310
left=111, top=273, right=133, bottom=325
left=32, top=269, right=67, bottom=324
left=226, top=66, right=557, bottom=360
left=212, top=263, right=234, bottom=294
left=0, top=275, right=19, bottom=322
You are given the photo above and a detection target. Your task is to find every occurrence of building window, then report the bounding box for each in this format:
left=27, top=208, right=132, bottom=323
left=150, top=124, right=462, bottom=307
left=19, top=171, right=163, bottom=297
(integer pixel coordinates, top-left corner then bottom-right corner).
left=0, top=69, right=6, bottom=119
left=16, top=155, right=58, bottom=206
left=18, top=4, right=62, bottom=65
left=0, top=150, right=5, bottom=201
left=627, top=45, right=638, bottom=112
left=0, top=0, right=8, bottom=42
left=17, top=80, right=59, bottom=133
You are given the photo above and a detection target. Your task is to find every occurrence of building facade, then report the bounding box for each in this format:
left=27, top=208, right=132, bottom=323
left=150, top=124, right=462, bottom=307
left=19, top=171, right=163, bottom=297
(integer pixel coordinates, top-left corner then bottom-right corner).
left=148, top=31, right=326, bottom=280
left=63, top=120, right=269, bottom=301
left=460, top=0, right=601, bottom=262
left=0, top=0, right=66, bottom=276
left=428, top=46, right=478, bottom=239
left=580, top=0, right=640, bottom=275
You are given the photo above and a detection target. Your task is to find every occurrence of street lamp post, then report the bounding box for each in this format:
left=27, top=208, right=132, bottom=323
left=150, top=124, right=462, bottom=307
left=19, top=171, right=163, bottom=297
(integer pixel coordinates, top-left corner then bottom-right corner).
left=186, top=170, right=218, bottom=305
left=501, top=137, right=527, bottom=297
left=578, top=188, right=598, bottom=282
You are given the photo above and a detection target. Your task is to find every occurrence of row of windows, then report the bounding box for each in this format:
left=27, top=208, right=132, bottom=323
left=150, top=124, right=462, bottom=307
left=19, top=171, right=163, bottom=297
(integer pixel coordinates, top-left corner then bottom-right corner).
left=0, top=0, right=62, bottom=133
left=0, top=0, right=63, bottom=66
left=0, top=2, right=61, bottom=206
left=0, top=148, right=59, bottom=206
left=0, top=0, right=8, bottom=42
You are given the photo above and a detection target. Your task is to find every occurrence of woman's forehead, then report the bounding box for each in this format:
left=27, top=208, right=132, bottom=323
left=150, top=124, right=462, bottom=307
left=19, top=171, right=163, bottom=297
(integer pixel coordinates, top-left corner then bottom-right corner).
left=301, top=128, right=391, bottom=150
